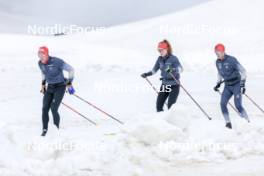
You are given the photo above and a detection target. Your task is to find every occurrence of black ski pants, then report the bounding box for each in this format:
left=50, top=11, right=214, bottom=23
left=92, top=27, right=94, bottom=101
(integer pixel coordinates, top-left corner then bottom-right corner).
left=156, top=84, right=180, bottom=112
left=42, top=83, right=66, bottom=130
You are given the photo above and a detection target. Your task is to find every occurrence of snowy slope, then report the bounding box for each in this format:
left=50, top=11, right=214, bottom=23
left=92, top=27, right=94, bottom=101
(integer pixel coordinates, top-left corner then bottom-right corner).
left=1, top=0, right=264, bottom=175
left=1, top=0, right=264, bottom=71
left=81, top=0, right=264, bottom=72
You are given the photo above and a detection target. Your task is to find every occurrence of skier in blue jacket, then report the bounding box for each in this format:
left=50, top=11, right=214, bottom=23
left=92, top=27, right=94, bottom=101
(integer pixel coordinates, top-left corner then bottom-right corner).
left=214, top=43, right=249, bottom=129
left=141, top=40, right=183, bottom=112
left=38, top=46, right=75, bottom=136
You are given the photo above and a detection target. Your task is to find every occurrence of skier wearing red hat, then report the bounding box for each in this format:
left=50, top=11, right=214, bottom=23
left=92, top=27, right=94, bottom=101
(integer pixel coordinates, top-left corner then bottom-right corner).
left=38, top=46, right=75, bottom=136
left=214, top=43, right=249, bottom=129
left=141, top=40, right=183, bottom=112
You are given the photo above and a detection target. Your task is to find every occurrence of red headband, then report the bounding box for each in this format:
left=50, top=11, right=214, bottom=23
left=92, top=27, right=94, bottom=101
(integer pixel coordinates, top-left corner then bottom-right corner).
left=39, top=46, right=49, bottom=55
left=158, top=42, right=169, bottom=49
left=215, top=43, right=225, bottom=52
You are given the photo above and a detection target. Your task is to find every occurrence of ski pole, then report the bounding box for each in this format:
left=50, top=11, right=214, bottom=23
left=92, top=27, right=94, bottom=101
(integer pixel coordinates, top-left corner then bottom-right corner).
left=244, top=93, right=264, bottom=114
left=144, top=77, right=168, bottom=106
left=145, top=77, right=159, bottom=94
left=169, top=73, right=212, bottom=120
left=216, top=90, right=239, bottom=114
left=62, top=102, right=97, bottom=125
left=72, top=94, right=124, bottom=125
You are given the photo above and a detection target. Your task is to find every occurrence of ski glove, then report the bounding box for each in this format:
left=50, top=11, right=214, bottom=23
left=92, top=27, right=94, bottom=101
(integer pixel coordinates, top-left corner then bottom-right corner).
left=40, top=85, right=46, bottom=94
left=66, top=79, right=73, bottom=85
left=141, top=71, right=152, bottom=78
left=214, top=82, right=221, bottom=92
left=40, top=80, right=46, bottom=93
left=67, top=86, right=75, bottom=95
left=166, top=66, right=173, bottom=73
left=240, top=81, right=246, bottom=94
left=65, top=79, right=75, bottom=94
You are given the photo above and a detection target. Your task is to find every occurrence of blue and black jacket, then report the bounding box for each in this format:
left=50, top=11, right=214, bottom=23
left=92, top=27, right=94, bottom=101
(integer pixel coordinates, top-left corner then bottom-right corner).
left=150, top=54, right=183, bottom=85
left=216, top=54, right=246, bottom=86
left=38, top=56, right=74, bottom=85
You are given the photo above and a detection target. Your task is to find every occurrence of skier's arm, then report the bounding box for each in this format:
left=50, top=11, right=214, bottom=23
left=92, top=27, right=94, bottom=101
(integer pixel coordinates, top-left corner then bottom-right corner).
left=38, top=63, right=46, bottom=93
left=236, top=61, right=247, bottom=83
left=62, top=62, right=75, bottom=84
left=141, top=59, right=159, bottom=78
left=151, top=59, right=160, bottom=75
left=217, top=73, right=223, bottom=84
left=38, top=63, right=46, bottom=85
left=172, top=57, right=183, bottom=73
left=213, top=72, right=223, bottom=91
left=166, top=57, right=183, bottom=74
left=61, top=60, right=76, bottom=94
left=41, top=72, right=46, bottom=85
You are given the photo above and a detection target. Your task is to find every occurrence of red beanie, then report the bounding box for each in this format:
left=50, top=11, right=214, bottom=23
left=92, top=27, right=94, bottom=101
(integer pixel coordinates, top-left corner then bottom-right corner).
left=158, top=42, right=169, bottom=50
left=215, top=43, right=225, bottom=52
left=39, top=46, right=49, bottom=55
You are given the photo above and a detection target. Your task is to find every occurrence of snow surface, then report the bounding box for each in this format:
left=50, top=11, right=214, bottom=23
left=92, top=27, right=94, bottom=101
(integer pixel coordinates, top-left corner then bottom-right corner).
left=1, top=0, right=264, bottom=175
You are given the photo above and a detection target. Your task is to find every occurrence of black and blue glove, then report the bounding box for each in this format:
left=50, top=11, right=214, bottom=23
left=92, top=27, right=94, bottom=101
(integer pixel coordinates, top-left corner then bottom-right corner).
left=166, top=66, right=173, bottom=73
left=66, top=80, right=75, bottom=95
left=67, top=86, right=75, bottom=95
left=141, top=71, right=152, bottom=78
left=214, top=82, right=221, bottom=92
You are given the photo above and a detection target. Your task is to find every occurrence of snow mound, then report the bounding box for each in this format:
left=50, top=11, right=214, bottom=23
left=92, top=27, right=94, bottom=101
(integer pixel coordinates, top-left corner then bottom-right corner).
left=124, top=110, right=264, bottom=163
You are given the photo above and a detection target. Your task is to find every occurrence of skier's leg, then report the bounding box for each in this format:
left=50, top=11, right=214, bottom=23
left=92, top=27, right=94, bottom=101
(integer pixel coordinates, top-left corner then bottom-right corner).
left=233, top=83, right=249, bottom=121
left=220, top=86, right=233, bottom=123
left=156, top=85, right=169, bottom=112
left=51, top=85, right=66, bottom=129
left=42, top=91, right=53, bottom=130
left=167, top=85, right=180, bottom=109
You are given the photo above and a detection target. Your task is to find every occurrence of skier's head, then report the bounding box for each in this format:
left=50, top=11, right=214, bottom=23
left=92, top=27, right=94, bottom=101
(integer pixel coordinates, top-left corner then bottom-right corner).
left=38, top=46, right=49, bottom=64
left=157, top=40, right=172, bottom=57
left=214, top=43, right=225, bottom=59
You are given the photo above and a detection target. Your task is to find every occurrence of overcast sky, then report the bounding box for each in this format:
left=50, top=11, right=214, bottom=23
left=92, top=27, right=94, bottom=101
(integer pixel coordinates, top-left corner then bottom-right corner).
left=0, top=0, right=210, bottom=27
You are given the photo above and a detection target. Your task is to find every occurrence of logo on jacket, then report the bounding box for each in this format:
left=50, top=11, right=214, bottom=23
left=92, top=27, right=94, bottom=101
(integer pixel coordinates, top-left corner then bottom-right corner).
left=217, top=63, right=222, bottom=69
left=224, top=63, right=229, bottom=69
left=47, top=64, right=54, bottom=71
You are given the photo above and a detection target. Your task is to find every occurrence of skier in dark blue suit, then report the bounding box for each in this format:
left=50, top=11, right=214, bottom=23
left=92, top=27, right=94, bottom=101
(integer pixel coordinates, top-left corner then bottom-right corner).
left=214, top=44, right=249, bottom=129
left=141, top=40, right=183, bottom=112
left=38, top=46, right=75, bottom=136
